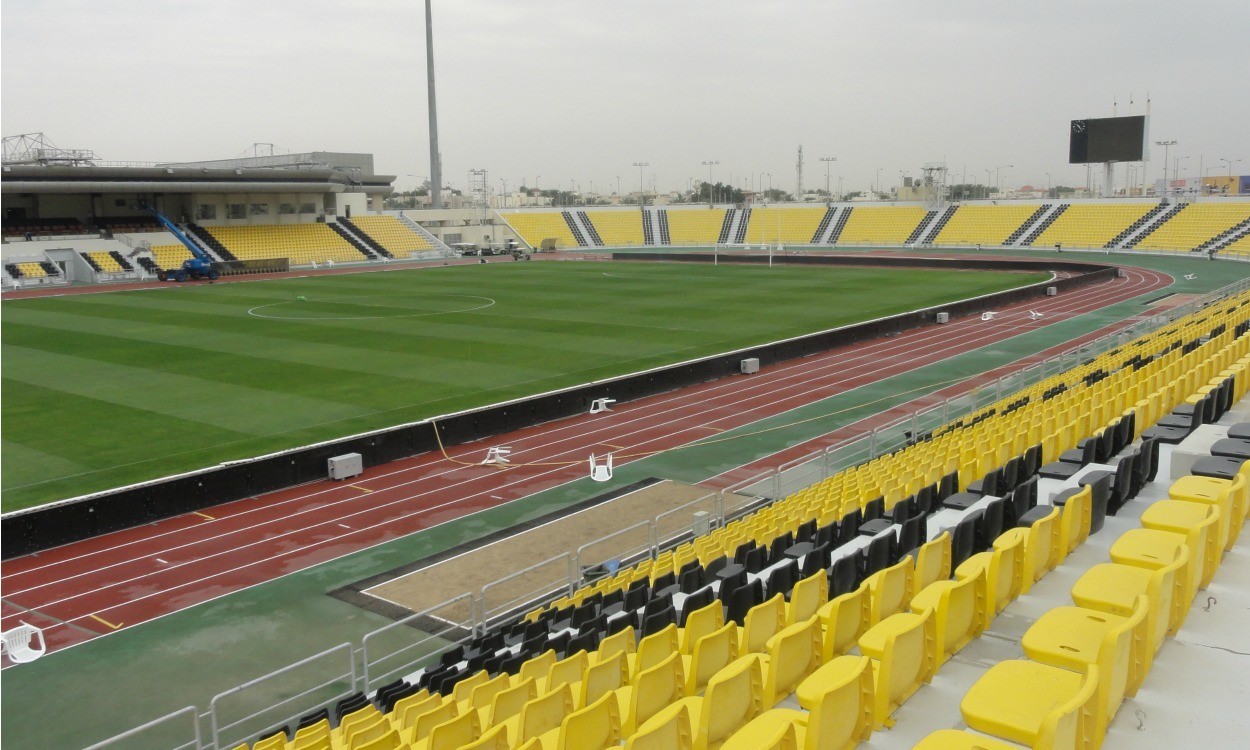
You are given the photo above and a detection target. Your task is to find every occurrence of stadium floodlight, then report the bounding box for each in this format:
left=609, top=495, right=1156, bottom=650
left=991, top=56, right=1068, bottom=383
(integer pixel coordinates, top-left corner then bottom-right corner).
left=820, top=157, right=837, bottom=199
left=996, top=165, right=1013, bottom=193
left=1155, top=140, right=1177, bottom=198
left=701, top=160, right=719, bottom=206
left=632, top=162, right=650, bottom=207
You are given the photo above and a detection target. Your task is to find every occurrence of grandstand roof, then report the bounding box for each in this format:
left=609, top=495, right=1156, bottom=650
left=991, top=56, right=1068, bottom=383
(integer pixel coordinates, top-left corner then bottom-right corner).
left=1, top=151, right=394, bottom=195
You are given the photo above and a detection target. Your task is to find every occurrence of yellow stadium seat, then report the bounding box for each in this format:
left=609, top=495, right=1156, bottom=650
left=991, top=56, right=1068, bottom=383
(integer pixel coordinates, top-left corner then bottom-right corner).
left=541, top=650, right=589, bottom=696
left=1070, top=550, right=1185, bottom=672
left=452, top=669, right=490, bottom=704
left=961, top=662, right=1100, bottom=750
left=740, top=594, right=787, bottom=655
left=458, top=723, right=509, bottom=750
left=513, top=685, right=575, bottom=749
left=620, top=651, right=686, bottom=736
left=864, top=556, right=914, bottom=626
left=1111, top=526, right=1204, bottom=612
left=580, top=650, right=628, bottom=710
left=684, top=622, right=739, bottom=696
left=1058, top=485, right=1093, bottom=556
left=403, top=700, right=456, bottom=747
left=1021, top=596, right=1150, bottom=733
left=644, top=654, right=764, bottom=750
left=914, top=530, right=952, bottom=592
left=290, top=718, right=330, bottom=750
left=411, top=707, right=479, bottom=750
left=355, top=728, right=403, bottom=750
left=817, top=581, right=871, bottom=661
left=547, top=691, right=622, bottom=750
left=485, top=676, right=536, bottom=731
left=1168, top=475, right=1239, bottom=550
left=1019, top=505, right=1062, bottom=593
left=912, top=729, right=1019, bottom=749
left=623, top=701, right=692, bottom=750
left=250, top=734, right=285, bottom=750
left=336, top=705, right=382, bottom=747
left=630, top=624, right=681, bottom=678
left=390, top=692, right=441, bottom=734
left=909, top=569, right=988, bottom=666
left=857, top=608, right=937, bottom=729
left=681, top=600, right=725, bottom=654
left=348, top=716, right=397, bottom=750
left=517, top=650, right=559, bottom=689
left=759, top=616, right=822, bottom=708
left=1138, top=499, right=1222, bottom=590
left=786, top=571, right=827, bottom=626
left=595, top=625, right=636, bottom=664
left=736, top=654, right=873, bottom=750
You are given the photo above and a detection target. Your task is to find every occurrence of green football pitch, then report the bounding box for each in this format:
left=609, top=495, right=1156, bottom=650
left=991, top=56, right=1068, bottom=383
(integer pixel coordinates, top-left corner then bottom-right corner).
left=0, top=261, right=1046, bottom=511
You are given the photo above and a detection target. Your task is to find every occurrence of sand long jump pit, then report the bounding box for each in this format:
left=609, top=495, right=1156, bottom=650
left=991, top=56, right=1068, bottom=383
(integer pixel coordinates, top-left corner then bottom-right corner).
left=348, top=479, right=717, bottom=629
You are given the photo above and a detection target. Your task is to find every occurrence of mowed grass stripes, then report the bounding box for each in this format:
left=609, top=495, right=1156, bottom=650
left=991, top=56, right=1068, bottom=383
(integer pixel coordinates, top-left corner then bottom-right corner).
left=0, top=262, right=1046, bottom=510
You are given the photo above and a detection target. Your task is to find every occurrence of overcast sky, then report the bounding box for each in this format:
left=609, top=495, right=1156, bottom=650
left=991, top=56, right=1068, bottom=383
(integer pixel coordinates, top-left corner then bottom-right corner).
left=3, top=0, right=1247, bottom=196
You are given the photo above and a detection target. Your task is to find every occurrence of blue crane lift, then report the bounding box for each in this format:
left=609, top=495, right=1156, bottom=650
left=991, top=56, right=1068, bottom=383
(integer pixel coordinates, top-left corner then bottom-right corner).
left=139, top=204, right=221, bottom=282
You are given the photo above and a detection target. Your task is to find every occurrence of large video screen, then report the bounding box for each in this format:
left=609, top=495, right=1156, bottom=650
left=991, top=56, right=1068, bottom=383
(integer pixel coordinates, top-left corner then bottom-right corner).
left=1069, top=115, right=1147, bottom=163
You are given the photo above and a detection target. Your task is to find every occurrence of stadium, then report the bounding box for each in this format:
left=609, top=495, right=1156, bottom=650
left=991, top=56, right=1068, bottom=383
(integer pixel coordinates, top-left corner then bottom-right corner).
left=3, top=3, right=1250, bottom=750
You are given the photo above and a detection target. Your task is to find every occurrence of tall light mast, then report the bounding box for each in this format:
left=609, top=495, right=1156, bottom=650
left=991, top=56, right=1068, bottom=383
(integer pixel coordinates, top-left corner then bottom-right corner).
left=425, top=0, right=442, bottom=210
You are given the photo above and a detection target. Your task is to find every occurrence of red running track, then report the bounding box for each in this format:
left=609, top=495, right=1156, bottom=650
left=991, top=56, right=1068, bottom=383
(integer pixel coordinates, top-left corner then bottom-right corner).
left=0, top=264, right=1170, bottom=662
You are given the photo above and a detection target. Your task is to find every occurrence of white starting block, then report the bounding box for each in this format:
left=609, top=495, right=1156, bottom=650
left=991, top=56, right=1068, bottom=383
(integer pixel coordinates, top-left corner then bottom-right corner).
left=589, top=398, right=616, bottom=415
left=1028, top=310, right=1044, bottom=320
left=589, top=453, right=614, bottom=482
left=981, top=311, right=998, bottom=321
left=481, top=446, right=512, bottom=465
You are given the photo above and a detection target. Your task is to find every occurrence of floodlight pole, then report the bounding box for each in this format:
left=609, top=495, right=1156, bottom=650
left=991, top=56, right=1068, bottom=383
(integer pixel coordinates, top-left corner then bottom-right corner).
left=633, top=162, right=649, bottom=208
left=1221, top=158, right=1241, bottom=178
left=702, top=160, right=719, bottom=207
left=424, top=0, right=442, bottom=211
left=820, top=157, right=836, bottom=204
left=995, top=164, right=1012, bottom=195
left=1155, top=140, right=1176, bottom=200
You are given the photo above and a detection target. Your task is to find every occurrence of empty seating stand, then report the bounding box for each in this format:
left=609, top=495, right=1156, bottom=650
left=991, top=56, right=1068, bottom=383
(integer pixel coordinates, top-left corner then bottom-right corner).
left=213, top=285, right=1250, bottom=750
